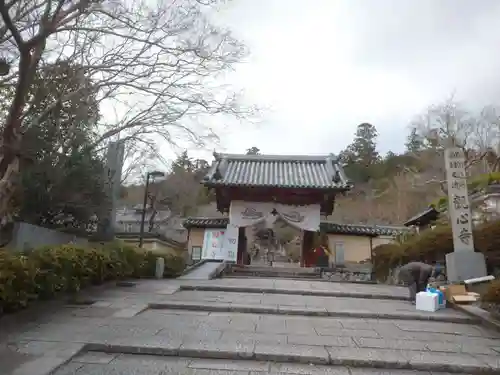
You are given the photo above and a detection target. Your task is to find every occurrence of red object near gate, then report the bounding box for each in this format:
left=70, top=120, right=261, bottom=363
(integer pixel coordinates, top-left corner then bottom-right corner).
left=303, top=246, right=325, bottom=268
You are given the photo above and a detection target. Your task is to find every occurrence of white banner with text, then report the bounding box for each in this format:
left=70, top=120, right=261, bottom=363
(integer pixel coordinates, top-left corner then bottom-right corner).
left=229, top=200, right=320, bottom=232
left=276, top=203, right=321, bottom=232
left=229, top=200, right=274, bottom=227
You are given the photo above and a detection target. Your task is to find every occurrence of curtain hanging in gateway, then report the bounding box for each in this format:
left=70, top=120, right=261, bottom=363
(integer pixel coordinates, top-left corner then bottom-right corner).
left=275, top=203, right=321, bottom=232
left=229, top=200, right=274, bottom=227
left=229, top=200, right=320, bottom=232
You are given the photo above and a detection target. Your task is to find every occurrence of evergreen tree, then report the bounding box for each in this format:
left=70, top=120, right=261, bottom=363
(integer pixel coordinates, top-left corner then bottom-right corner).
left=155, top=151, right=215, bottom=216
left=347, top=123, right=380, bottom=166
left=341, top=123, right=380, bottom=183
left=17, top=61, right=106, bottom=230
left=246, top=146, right=261, bottom=155
left=405, top=127, right=424, bottom=153
left=171, top=150, right=193, bottom=172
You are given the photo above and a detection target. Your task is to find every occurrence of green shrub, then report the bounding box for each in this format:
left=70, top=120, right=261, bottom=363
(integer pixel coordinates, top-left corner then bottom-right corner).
left=468, top=172, right=500, bottom=193
left=481, top=280, right=500, bottom=304
left=400, top=224, right=453, bottom=262
left=0, top=250, right=37, bottom=312
left=98, top=241, right=186, bottom=278
left=0, top=241, right=185, bottom=314
left=162, top=254, right=186, bottom=277
left=431, top=172, right=500, bottom=209
left=373, top=220, right=500, bottom=280
left=98, top=240, right=148, bottom=278
left=372, top=243, right=407, bottom=281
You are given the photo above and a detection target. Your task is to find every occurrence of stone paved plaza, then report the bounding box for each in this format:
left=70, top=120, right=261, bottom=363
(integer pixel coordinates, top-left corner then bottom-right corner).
left=1, top=277, right=500, bottom=374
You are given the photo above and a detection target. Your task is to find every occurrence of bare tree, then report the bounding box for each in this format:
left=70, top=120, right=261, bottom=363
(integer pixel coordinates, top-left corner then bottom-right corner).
left=157, top=169, right=206, bottom=217
left=408, top=97, right=500, bottom=194
left=120, top=142, right=166, bottom=185
left=383, top=173, right=438, bottom=223
left=0, top=0, right=254, bottom=225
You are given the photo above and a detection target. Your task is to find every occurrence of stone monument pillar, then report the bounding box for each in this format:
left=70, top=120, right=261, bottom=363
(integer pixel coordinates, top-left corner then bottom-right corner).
left=97, top=141, right=125, bottom=240
left=444, top=147, right=487, bottom=282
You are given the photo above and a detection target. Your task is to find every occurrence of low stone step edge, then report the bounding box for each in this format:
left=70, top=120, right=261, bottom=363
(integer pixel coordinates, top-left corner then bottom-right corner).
left=83, top=343, right=496, bottom=374
left=223, top=275, right=322, bottom=280
left=452, top=303, right=500, bottom=333
left=7, top=342, right=84, bottom=375
left=179, top=285, right=409, bottom=301
left=222, top=275, right=377, bottom=284
left=226, top=274, right=322, bottom=280
left=147, top=302, right=479, bottom=324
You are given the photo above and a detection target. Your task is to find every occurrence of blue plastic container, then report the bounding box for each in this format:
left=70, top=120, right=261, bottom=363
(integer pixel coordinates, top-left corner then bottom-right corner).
left=426, top=287, right=445, bottom=308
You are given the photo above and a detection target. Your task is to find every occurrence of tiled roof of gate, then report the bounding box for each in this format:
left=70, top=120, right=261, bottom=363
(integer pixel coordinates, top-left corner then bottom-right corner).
left=183, top=217, right=229, bottom=228
left=115, top=232, right=186, bottom=247
left=202, top=153, right=352, bottom=190
left=183, top=217, right=408, bottom=237
left=320, top=222, right=409, bottom=237
left=403, top=206, right=440, bottom=227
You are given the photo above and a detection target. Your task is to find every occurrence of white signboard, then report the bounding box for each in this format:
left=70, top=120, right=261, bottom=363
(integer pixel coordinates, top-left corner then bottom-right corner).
left=201, top=229, right=225, bottom=260
left=202, top=227, right=239, bottom=261
left=445, top=147, right=474, bottom=252
left=222, top=224, right=239, bottom=262
left=191, top=246, right=202, bottom=261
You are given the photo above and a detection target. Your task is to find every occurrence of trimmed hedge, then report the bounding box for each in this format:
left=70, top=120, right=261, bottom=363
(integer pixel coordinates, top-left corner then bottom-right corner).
left=373, top=220, right=500, bottom=281
left=482, top=280, right=500, bottom=318
left=482, top=279, right=500, bottom=304
left=372, top=243, right=406, bottom=281
left=0, top=241, right=185, bottom=313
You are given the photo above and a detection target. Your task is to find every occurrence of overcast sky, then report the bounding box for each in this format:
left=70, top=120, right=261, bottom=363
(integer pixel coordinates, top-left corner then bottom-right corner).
left=183, top=0, right=500, bottom=160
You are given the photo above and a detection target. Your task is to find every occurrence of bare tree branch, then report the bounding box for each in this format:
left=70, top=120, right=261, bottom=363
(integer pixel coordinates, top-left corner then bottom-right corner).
left=407, top=96, right=500, bottom=196
left=0, top=0, right=255, bottom=225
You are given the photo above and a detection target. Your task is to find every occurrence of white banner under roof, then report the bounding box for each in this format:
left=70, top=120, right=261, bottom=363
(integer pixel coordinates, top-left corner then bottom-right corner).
left=230, top=200, right=320, bottom=232
left=276, top=203, right=321, bottom=232
left=229, top=200, right=273, bottom=227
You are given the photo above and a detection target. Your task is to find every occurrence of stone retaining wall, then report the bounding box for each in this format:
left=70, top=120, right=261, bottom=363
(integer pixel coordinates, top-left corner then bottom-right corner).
left=321, top=269, right=373, bottom=282
left=319, top=263, right=374, bottom=283
left=8, top=222, right=88, bottom=251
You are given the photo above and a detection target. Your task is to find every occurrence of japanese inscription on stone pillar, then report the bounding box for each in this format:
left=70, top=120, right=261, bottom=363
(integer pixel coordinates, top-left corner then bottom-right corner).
left=445, top=147, right=474, bottom=252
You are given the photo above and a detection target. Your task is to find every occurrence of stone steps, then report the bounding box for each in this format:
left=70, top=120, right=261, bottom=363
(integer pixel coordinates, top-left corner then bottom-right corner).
left=147, top=301, right=479, bottom=324
left=77, top=342, right=500, bottom=374
left=17, top=304, right=500, bottom=375
left=228, top=272, right=321, bottom=279
left=6, top=277, right=499, bottom=375
left=53, top=350, right=494, bottom=375
left=179, top=283, right=410, bottom=301
left=224, top=264, right=322, bottom=279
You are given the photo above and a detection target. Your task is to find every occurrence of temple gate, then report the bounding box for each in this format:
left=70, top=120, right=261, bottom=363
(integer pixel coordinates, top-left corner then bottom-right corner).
left=201, top=152, right=352, bottom=266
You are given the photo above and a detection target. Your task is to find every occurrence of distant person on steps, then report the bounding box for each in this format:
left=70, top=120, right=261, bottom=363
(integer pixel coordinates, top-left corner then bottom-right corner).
left=398, top=261, right=442, bottom=304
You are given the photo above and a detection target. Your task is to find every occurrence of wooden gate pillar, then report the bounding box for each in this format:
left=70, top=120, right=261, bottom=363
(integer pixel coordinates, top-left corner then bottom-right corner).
left=301, top=230, right=315, bottom=267
left=237, top=226, right=246, bottom=264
